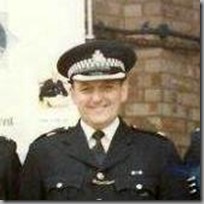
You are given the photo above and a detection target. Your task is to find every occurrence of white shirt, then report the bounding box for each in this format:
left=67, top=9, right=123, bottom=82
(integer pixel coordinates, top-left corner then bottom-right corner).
left=80, top=118, right=120, bottom=152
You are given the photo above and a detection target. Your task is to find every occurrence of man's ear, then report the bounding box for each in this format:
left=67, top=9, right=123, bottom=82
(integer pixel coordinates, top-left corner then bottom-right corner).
left=121, top=79, right=129, bottom=103
left=70, top=85, right=76, bottom=104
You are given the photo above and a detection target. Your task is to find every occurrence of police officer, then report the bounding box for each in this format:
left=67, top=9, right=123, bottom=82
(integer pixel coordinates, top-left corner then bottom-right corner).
left=0, top=136, right=21, bottom=200
left=19, top=40, right=189, bottom=200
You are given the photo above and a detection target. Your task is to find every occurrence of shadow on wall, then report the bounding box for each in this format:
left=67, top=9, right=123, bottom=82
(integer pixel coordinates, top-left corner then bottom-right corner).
left=0, top=23, right=6, bottom=55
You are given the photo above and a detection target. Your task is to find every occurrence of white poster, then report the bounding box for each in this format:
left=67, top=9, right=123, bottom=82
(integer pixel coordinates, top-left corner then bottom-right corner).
left=0, top=0, right=85, bottom=162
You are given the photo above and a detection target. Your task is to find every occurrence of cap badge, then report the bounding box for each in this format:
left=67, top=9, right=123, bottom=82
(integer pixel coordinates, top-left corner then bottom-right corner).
left=68, top=49, right=125, bottom=78
left=92, top=50, right=106, bottom=65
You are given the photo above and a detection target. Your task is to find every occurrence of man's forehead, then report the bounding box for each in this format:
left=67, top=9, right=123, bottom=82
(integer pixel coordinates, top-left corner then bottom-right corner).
left=73, top=79, right=123, bottom=87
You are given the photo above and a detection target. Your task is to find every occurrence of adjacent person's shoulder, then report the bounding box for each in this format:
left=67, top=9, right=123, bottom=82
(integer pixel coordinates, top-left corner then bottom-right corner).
left=0, top=136, right=17, bottom=153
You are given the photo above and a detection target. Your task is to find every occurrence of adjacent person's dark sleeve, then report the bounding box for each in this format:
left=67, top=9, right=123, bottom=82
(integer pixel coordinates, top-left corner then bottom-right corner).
left=183, top=130, right=201, bottom=200
left=158, top=139, right=190, bottom=200
left=0, top=139, right=22, bottom=200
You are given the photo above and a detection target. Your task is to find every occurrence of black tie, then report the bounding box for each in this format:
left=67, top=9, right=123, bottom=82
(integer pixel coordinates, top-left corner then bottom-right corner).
left=92, top=130, right=106, bottom=165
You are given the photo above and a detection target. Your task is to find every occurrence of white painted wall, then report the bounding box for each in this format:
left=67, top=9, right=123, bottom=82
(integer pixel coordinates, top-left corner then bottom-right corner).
left=0, top=0, right=85, bottom=162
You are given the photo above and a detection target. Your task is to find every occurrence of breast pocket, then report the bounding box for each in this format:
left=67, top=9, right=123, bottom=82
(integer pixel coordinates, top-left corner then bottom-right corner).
left=44, top=175, right=83, bottom=200
left=115, top=175, right=158, bottom=200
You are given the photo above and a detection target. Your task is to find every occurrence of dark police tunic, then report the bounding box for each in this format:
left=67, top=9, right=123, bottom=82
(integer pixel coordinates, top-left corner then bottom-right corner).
left=0, top=136, right=21, bottom=200
left=19, top=119, right=189, bottom=200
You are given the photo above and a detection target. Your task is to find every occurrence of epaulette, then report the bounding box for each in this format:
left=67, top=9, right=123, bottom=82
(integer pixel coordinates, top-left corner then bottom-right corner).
left=131, top=125, right=167, bottom=138
left=44, top=126, right=69, bottom=137
left=34, top=126, right=69, bottom=142
left=156, top=131, right=167, bottom=137
left=193, top=127, right=200, bottom=133
left=131, top=125, right=156, bottom=135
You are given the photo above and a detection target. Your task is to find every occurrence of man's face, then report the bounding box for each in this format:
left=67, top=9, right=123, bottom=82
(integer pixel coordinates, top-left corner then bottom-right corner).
left=71, top=79, right=128, bottom=129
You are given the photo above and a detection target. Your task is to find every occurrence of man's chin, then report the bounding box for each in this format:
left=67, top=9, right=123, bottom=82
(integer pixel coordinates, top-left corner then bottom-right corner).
left=87, top=120, right=106, bottom=129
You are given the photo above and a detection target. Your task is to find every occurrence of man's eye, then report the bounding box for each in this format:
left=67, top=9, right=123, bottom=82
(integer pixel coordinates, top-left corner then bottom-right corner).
left=104, top=85, right=114, bottom=90
left=80, top=87, right=92, bottom=92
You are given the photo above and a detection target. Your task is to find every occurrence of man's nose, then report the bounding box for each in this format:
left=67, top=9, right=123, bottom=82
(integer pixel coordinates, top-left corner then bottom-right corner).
left=91, top=91, right=103, bottom=102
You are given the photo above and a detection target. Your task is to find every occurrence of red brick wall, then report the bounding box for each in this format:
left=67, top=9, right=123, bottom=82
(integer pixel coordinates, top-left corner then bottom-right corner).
left=93, top=0, right=200, bottom=156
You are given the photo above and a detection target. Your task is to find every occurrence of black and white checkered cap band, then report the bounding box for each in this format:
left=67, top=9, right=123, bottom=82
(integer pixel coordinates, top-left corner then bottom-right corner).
left=67, top=50, right=125, bottom=78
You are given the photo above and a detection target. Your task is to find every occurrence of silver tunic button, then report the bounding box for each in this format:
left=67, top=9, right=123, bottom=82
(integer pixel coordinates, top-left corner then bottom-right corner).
left=56, top=182, right=63, bottom=188
left=136, top=184, right=143, bottom=190
left=96, top=172, right=105, bottom=180
left=138, top=170, right=143, bottom=175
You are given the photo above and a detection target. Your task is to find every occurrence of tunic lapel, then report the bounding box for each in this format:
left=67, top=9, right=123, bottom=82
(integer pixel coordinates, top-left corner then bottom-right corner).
left=61, top=122, right=101, bottom=168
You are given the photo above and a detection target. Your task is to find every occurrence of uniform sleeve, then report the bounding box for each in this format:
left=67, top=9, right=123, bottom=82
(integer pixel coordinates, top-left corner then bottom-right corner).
left=6, top=148, right=22, bottom=200
left=183, top=130, right=201, bottom=199
left=19, top=144, right=44, bottom=200
left=0, top=140, right=22, bottom=200
left=158, top=140, right=190, bottom=200
left=184, top=130, right=200, bottom=165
